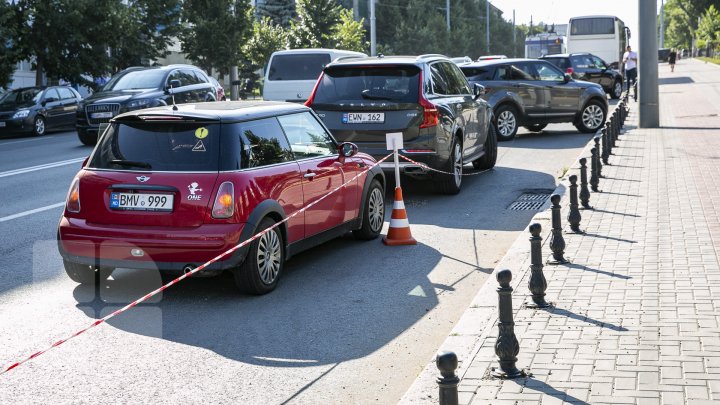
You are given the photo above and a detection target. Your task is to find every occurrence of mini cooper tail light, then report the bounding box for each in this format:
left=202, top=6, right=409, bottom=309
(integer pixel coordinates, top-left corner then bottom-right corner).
left=418, top=72, right=439, bottom=128
left=212, top=181, right=235, bottom=219
left=66, top=178, right=80, bottom=213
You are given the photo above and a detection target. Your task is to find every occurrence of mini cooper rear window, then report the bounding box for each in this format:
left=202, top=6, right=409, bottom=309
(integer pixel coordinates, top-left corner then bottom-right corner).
left=89, top=122, right=220, bottom=172
left=313, top=66, right=420, bottom=104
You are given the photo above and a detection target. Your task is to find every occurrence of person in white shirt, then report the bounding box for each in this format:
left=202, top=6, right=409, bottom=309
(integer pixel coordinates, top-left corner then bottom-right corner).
left=623, top=45, right=638, bottom=100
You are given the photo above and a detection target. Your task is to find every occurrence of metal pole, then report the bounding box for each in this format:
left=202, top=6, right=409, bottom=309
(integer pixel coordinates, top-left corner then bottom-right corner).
left=446, top=0, right=450, bottom=32
left=660, top=0, right=665, bottom=48
left=230, top=66, right=239, bottom=101
left=638, top=0, right=659, bottom=127
left=370, top=0, right=376, bottom=56
left=512, top=10, right=516, bottom=55
left=394, top=148, right=401, bottom=187
left=353, top=0, right=359, bottom=21
left=486, top=1, right=490, bottom=53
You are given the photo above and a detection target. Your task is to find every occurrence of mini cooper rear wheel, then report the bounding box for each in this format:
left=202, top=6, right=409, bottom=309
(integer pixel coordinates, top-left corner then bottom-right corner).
left=234, top=217, right=284, bottom=295
left=353, top=180, right=385, bottom=240
left=63, top=260, right=112, bottom=284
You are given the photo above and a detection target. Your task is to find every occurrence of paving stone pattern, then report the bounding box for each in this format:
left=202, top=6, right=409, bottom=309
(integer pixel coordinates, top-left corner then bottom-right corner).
left=457, top=66, right=720, bottom=404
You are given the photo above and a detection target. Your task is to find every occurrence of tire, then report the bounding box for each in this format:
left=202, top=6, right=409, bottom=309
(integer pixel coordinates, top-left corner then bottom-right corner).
left=63, top=260, right=112, bottom=284
left=77, top=129, right=97, bottom=146
left=523, top=123, right=547, bottom=132
left=574, top=100, right=606, bottom=133
left=434, top=135, right=463, bottom=195
left=472, top=123, right=498, bottom=170
left=33, top=116, right=46, bottom=136
left=494, top=104, right=518, bottom=141
left=233, top=217, right=284, bottom=295
left=353, top=179, right=385, bottom=240
left=610, top=80, right=622, bottom=100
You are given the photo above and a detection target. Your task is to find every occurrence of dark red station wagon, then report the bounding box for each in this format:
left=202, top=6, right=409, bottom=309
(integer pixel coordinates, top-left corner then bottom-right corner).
left=58, top=101, right=386, bottom=294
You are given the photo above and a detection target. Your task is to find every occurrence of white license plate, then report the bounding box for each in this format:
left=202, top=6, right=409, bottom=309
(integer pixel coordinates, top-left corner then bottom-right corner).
left=0, top=122, right=6, bottom=127
left=343, top=112, right=385, bottom=124
left=110, top=192, right=174, bottom=211
left=91, top=112, right=114, bottom=119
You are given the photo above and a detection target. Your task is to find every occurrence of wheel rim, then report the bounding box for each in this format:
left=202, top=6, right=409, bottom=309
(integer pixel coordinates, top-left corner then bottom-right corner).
left=256, top=229, right=281, bottom=285
left=497, top=110, right=516, bottom=137
left=368, top=188, right=384, bottom=232
left=453, top=141, right=462, bottom=187
left=35, top=118, right=45, bottom=135
left=613, top=82, right=622, bottom=97
left=582, top=104, right=604, bottom=129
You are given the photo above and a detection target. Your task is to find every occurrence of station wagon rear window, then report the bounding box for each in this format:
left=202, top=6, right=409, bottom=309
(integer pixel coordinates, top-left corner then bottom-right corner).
left=268, top=54, right=331, bottom=81
left=313, top=66, right=420, bottom=104
left=89, top=122, right=221, bottom=172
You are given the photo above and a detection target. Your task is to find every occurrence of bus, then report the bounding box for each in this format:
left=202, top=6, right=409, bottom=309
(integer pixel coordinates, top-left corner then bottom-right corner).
left=567, top=15, right=630, bottom=69
left=525, top=34, right=566, bottom=59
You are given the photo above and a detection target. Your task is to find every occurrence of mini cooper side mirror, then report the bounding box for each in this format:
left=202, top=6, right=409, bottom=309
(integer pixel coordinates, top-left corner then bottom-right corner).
left=339, top=142, right=359, bottom=158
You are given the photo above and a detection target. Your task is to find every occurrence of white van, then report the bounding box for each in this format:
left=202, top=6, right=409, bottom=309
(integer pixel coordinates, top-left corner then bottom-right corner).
left=263, top=48, right=367, bottom=102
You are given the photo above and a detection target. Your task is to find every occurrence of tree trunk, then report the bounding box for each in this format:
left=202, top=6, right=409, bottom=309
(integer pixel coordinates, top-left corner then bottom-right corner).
left=35, top=57, right=44, bottom=86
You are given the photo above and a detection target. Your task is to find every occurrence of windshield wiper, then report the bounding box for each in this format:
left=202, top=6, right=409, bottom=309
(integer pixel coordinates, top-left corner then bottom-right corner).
left=360, top=90, right=394, bottom=101
left=110, top=159, right=152, bottom=169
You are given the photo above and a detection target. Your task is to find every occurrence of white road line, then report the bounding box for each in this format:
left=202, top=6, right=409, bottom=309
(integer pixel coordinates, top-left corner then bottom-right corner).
left=0, top=202, right=65, bottom=223
left=0, top=136, right=56, bottom=146
left=0, top=157, right=85, bottom=178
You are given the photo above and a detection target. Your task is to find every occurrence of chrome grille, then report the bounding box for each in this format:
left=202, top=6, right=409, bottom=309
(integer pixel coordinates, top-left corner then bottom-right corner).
left=86, top=103, right=120, bottom=125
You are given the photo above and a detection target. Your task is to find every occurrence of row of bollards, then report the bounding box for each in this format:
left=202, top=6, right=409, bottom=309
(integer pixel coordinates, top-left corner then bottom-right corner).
left=435, top=95, right=632, bottom=405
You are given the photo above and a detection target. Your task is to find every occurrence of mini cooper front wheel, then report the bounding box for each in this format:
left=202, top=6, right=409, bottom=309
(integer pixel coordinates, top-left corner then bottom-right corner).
left=234, top=217, right=284, bottom=295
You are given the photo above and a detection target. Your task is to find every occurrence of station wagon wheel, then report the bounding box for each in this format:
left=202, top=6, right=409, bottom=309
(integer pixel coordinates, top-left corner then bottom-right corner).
left=353, top=179, right=385, bottom=240
left=494, top=105, right=518, bottom=141
left=575, top=101, right=606, bottom=133
left=435, top=136, right=463, bottom=194
left=34, top=116, right=46, bottom=136
left=234, top=217, right=284, bottom=295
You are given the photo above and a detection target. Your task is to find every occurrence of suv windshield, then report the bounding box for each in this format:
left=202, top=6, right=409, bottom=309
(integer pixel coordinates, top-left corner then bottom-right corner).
left=89, top=122, right=221, bottom=172
left=268, top=54, right=331, bottom=81
left=103, top=70, right=167, bottom=91
left=0, top=88, right=42, bottom=105
left=313, top=66, right=420, bottom=104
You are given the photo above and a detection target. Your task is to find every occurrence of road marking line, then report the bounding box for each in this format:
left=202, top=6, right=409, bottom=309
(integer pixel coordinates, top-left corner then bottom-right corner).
left=0, top=158, right=85, bottom=178
left=0, top=136, right=58, bottom=146
left=0, top=202, right=65, bottom=223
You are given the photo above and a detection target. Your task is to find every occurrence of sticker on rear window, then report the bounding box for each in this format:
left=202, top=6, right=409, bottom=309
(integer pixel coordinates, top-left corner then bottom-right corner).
left=195, top=127, right=209, bottom=139
left=192, top=140, right=206, bottom=152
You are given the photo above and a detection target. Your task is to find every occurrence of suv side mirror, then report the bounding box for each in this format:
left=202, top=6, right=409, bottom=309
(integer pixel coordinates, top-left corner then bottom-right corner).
left=165, top=79, right=182, bottom=94
left=563, top=73, right=571, bottom=83
left=339, top=142, right=359, bottom=158
left=473, top=83, right=486, bottom=99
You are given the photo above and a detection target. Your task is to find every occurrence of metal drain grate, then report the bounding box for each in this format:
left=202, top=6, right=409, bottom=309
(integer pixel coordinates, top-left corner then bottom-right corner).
left=508, top=192, right=552, bottom=211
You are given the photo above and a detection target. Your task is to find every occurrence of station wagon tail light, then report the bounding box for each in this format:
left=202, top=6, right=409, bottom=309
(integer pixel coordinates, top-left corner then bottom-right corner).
left=304, top=72, right=324, bottom=107
left=212, top=181, right=235, bottom=219
left=566, top=67, right=574, bottom=74
left=418, top=72, right=439, bottom=128
left=66, top=178, right=80, bottom=213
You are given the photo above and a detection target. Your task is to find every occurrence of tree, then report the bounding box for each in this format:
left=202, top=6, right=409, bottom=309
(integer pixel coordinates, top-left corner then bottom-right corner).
left=698, top=5, right=720, bottom=55
left=330, top=8, right=367, bottom=52
left=256, top=0, right=295, bottom=28
left=181, top=0, right=254, bottom=75
left=0, top=1, right=23, bottom=88
left=241, top=16, right=287, bottom=82
left=287, top=0, right=342, bottom=49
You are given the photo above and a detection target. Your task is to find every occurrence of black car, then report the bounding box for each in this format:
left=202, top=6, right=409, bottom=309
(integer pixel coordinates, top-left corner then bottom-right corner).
left=460, top=58, right=608, bottom=141
left=540, top=53, right=624, bottom=99
left=76, top=64, right=217, bottom=145
left=0, top=86, right=82, bottom=137
left=306, top=54, right=497, bottom=195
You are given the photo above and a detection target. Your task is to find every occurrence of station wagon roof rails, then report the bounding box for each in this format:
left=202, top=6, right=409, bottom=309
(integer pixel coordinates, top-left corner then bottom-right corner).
left=417, top=54, right=448, bottom=60
left=333, top=55, right=366, bottom=62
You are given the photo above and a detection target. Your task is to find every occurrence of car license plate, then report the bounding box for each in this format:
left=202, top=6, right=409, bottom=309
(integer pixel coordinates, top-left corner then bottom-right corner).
left=0, top=122, right=5, bottom=127
left=91, top=112, right=114, bottom=119
left=110, top=192, right=173, bottom=211
left=342, top=112, right=384, bottom=124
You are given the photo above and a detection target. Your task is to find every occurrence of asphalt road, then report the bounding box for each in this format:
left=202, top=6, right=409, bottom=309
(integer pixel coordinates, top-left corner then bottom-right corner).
left=0, top=115, right=611, bottom=403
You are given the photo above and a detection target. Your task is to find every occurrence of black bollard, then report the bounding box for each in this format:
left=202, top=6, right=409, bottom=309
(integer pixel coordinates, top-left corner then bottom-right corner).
left=612, top=111, right=619, bottom=146
left=594, top=136, right=603, bottom=178
left=493, top=269, right=525, bottom=379
left=526, top=223, right=550, bottom=308
left=579, top=158, right=592, bottom=209
left=436, top=351, right=460, bottom=405
left=548, top=194, right=569, bottom=265
left=616, top=108, right=622, bottom=138
left=601, top=126, right=610, bottom=164
left=590, top=148, right=600, bottom=192
left=567, top=175, right=583, bottom=233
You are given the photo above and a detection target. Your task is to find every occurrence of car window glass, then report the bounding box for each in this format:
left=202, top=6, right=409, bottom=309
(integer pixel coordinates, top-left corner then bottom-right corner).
left=509, top=64, right=536, bottom=80
left=543, top=58, right=569, bottom=71
left=277, top=112, right=336, bottom=159
left=167, top=70, right=187, bottom=87
left=534, top=62, right=564, bottom=81
left=237, top=118, right=294, bottom=168
left=460, top=66, right=494, bottom=81
left=268, top=54, right=332, bottom=81
left=570, top=55, right=592, bottom=69
left=444, top=62, right=471, bottom=94
left=192, top=70, right=209, bottom=84
left=429, top=63, right=450, bottom=95
left=107, top=69, right=166, bottom=91
left=44, top=88, right=61, bottom=102
left=180, top=69, right=200, bottom=85
left=57, top=87, right=75, bottom=99
left=314, top=66, right=420, bottom=104
left=591, top=56, right=607, bottom=69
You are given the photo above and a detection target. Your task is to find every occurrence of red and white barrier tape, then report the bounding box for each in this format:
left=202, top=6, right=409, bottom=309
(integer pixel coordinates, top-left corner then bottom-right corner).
left=1, top=153, right=393, bottom=376
left=398, top=154, right=492, bottom=176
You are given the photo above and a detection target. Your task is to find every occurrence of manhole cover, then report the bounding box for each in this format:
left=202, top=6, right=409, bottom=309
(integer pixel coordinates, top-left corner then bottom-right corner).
left=508, top=192, right=552, bottom=211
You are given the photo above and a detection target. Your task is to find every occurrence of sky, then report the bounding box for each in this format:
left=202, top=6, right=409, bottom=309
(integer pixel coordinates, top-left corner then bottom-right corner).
left=488, top=0, right=664, bottom=49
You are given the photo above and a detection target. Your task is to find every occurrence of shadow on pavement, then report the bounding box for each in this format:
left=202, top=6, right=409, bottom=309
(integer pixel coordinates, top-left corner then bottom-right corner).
left=582, top=232, right=637, bottom=244
left=566, top=263, right=632, bottom=280
left=543, top=306, right=628, bottom=332
left=658, top=76, right=694, bottom=85
left=522, top=377, right=590, bottom=404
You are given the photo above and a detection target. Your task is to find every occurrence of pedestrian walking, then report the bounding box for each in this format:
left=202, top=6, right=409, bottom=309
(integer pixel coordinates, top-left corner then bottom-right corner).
left=669, top=48, right=677, bottom=72
left=623, top=45, right=638, bottom=100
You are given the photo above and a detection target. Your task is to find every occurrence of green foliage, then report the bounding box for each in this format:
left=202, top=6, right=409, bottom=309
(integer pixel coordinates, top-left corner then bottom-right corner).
left=698, top=5, right=720, bottom=51
left=287, top=0, right=342, bottom=49
left=330, top=8, right=367, bottom=53
left=242, top=16, right=288, bottom=79
left=664, top=0, right=720, bottom=51
left=256, top=0, right=295, bottom=28
left=0, top=2, right=23, bottom=88
left=181, top=0, right=254, bottom=75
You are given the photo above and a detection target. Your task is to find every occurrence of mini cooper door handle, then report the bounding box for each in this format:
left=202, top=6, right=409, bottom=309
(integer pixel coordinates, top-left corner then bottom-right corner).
left=303, top=172, right=317, bottom=179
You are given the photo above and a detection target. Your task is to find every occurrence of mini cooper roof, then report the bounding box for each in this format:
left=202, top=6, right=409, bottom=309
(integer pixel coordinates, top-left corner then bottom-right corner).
left=112, top=101, right=312, bottom=123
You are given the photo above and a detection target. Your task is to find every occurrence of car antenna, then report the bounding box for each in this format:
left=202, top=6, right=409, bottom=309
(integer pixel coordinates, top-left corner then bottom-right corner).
left=169, top=81, right=178, bottom=111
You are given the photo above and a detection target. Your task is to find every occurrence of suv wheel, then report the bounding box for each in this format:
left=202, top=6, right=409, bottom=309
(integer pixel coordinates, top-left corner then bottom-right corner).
left=352, top=180, right=385, bottom=240
left=523, top=124, right=547, bottom=132
left=472, top=124, right=497, bottom=170
left=233, top=217, right=284, bottom=295
left=435, top=136, right=463, bottom=194
left=77, top=129, right=97, bottom=146
left=611, top=80, right=622, bottom=99
left=495, top=105, right=518, bottom=141
left=575, top=101, right=606, bottom=133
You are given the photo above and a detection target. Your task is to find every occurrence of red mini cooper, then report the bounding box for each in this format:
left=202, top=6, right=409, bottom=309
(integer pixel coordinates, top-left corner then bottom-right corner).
left=58, top=101, right=386, bottom=294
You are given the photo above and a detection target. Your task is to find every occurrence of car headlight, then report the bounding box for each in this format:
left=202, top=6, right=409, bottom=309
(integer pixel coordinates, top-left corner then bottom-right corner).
left=13, top=109, right=30, bottom=119
left=126, top=99, right=153, bottom=110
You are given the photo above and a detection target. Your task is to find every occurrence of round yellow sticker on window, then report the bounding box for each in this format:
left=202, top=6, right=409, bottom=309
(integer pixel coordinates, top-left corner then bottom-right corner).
left=195, top=127, right=209, bottom=139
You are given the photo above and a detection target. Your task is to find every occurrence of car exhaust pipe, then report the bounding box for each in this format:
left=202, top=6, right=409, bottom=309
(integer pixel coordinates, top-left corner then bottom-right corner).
left=183, top=264, right=195, bottom=274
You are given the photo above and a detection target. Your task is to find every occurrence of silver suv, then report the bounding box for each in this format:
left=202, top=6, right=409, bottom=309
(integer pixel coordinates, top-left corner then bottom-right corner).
left=460, top=58, right=608, bottom=141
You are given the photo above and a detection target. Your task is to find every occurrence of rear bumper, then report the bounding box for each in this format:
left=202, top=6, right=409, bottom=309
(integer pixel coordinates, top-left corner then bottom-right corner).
left=57, top=217, right=248, bottom=272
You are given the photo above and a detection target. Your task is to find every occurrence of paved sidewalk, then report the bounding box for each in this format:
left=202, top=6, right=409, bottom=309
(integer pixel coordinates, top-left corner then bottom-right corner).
left=401, top=58, right=720, bottom=404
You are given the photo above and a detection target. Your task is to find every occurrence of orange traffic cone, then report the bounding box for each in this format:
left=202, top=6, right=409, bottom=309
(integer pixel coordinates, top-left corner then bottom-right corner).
left=383, top=187, right=417, bottom=246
